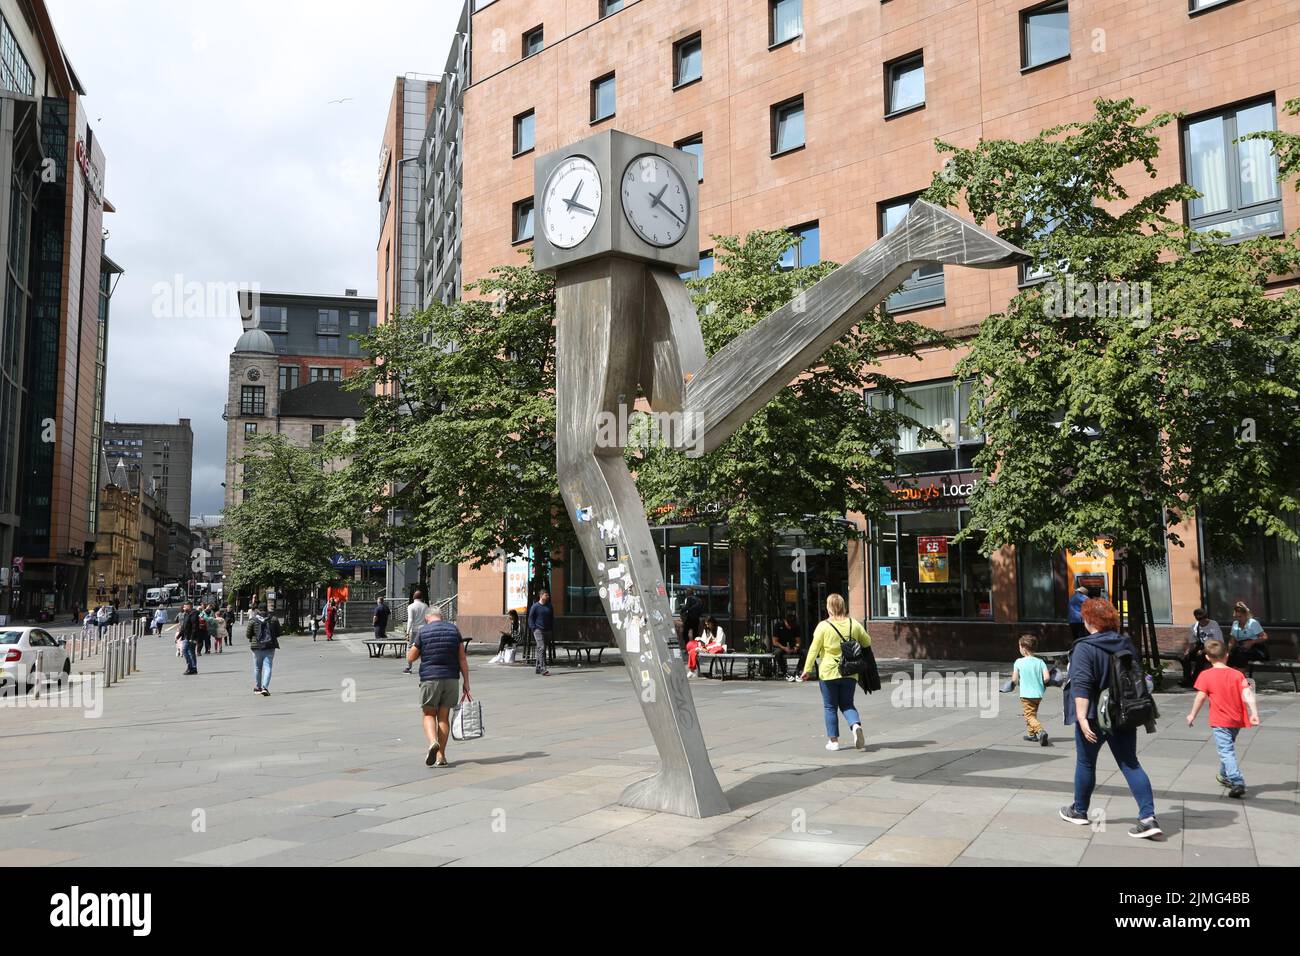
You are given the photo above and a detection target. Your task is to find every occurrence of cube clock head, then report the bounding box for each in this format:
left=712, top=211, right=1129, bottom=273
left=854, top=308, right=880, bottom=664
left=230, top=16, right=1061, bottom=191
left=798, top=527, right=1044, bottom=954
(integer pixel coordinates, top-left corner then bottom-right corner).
left=533, top=129, right=700, bottom=274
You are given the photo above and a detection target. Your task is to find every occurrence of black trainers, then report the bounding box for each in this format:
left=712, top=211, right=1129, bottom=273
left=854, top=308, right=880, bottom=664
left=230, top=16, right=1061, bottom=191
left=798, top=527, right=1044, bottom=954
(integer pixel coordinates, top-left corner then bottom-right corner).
left=1229, top=785, right=1247, bottom=799
left=1039, top=731, right=1050, bottom=747
left=1024, top=733, right=1039, bottom=742
left=1128, top=818, right=1163, bottom=839
left=1059, top=805, right=1090, bottom=825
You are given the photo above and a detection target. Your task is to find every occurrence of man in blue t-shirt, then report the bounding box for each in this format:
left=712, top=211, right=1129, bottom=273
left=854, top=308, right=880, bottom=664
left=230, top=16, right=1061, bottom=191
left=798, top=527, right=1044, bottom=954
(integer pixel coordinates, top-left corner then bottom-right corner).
left=1067, top=586, right=1089, bottom=641
left=526, top=591, right=553, bottom=677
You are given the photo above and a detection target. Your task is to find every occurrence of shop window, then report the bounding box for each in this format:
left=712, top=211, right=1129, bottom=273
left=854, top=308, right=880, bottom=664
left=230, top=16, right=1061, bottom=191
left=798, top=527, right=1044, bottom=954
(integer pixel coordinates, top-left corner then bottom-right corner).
left=870, top=509, right=991, bottom=620
left=564, top=547, right=603, bottom=616
left=1016, top=537, right=1173, bottom=624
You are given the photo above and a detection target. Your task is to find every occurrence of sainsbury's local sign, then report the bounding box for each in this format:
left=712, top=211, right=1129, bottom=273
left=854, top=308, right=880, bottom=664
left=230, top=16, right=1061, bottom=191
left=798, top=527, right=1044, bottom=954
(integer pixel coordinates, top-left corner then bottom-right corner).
left=888, top=472, right=979, bottom=509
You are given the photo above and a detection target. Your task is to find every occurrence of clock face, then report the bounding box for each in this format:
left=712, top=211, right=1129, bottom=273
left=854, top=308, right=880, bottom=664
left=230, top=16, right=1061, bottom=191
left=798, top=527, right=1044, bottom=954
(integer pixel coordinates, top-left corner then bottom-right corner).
left=246, top=368, right=261, bottom=382
left=620, top=154, right=690, bottom=247
left=541, top=156, right=602, bottom=249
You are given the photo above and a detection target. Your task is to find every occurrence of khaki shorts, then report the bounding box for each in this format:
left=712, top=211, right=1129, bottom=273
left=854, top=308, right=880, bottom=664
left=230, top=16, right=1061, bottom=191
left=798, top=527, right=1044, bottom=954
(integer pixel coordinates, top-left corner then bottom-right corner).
left=419, top=678, right=459, bottom=711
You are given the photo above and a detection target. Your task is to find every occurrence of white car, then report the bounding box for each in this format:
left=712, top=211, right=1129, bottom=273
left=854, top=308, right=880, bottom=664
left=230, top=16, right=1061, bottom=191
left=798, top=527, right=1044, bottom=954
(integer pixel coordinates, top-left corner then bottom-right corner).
left=0, top=626, right=71, bottom=692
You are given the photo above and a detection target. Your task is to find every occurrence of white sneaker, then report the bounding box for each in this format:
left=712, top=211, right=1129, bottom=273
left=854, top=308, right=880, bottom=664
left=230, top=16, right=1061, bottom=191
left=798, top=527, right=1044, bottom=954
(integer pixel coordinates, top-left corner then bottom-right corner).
left=686, top=669, right=696, bottom=679
left=851, top=723, right=865, bottom=750
left=825, top=741, right=843, bottom=751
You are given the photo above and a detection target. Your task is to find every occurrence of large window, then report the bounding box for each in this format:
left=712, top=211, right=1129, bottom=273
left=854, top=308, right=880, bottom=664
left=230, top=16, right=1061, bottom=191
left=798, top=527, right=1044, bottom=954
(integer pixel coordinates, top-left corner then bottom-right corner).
left=513, top=197, right=535, bottom=242
left=1183, top=99, right=1282, bottom=239
left=591, top=72, right=616, bottom=122
left=257, top=305, right=286, bottom=332
left=317, top=309, right=340, bottom=334
left=1020, top=1, right=1069, bottom=71
left=240, top=385, right=265, bottom=416
left=770, top=0, right=803, bottom=47
left=278, top=365, right=299, bottom=391
left=867, top=379, right=982, bottom=474
left=871, top=510, right=991, bottom=620
left=309, top=366, right=342, bottom=383
left=0, top=16, right=35, bottom=95
left=1201, top=510, right=1300, bottom=625
left=771, top=96, right=805, bottom=155
left=675, top=133, right=704, bottom=181
left=316, top=336, right=339, bottom=355
left=880, top=195, right=944, bottom=310
left=1017, top=541, right=1173, bottom=624
left=513, top=109, right=535, bottom=156
left=885, top=52, right=925, bottom=116
left=674, top=33, right=703, bottom=88
left=777, top=221, right=820, bottom=270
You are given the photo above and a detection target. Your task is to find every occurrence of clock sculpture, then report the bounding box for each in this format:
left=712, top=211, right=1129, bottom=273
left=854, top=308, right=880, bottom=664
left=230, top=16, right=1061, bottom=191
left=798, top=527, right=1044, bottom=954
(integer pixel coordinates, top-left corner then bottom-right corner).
left=535, top=130, right=1026, bottom=818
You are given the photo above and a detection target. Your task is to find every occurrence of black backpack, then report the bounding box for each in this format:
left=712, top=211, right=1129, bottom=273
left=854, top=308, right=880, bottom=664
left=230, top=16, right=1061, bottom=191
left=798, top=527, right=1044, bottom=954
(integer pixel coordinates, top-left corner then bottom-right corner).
left=1100, top=645, right=1158, bottom=733
left=831, top=621, right=867, bottom=677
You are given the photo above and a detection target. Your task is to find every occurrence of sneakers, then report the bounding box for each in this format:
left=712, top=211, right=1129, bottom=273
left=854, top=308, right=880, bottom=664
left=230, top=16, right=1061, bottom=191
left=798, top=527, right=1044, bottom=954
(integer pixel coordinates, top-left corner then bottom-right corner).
left=261, top=688, right=270, bottom=697
left=1216, top=772, right=1230, bottom=788
left=784, top=675, right=796, bottom=683
left=1129, top=818, right=1163, bottom=839
left=1040, top=731, right=1050, bottom=747
left=686, top=669, right=696, bottom=679
left=851, top=723, right=866, bottom=750
left=253, top=686, right=263, bottom=694
left=1024, top=733, right=1040, bottom=742
left=1228, top=785, right=1247, bottom=799
left=1059, top=805, right=1090, bottom=826
left=825, top=741, right=844, bottom=752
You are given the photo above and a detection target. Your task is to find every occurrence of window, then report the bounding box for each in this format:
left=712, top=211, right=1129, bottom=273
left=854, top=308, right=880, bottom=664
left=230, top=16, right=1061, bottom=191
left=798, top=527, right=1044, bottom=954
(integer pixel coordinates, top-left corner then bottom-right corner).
left=771, top=96, right=805, bottom=155
left=513, top=197, right=535, bottom=243
left=257, top=305, right=286, bottom=331
left=1020, top=1, right=1069, bottom=70
left=513, top=109, right=536, bottom=156
left=885, top=52, right=925, bottom=116
left=1189, top=0, right=1234, bottom=11
left=311, top=425, right=325, bottom=443
left=866, top=379, right=982, bottom=473
left=770, top=0, right=803, bottom=47
left=879, top=196, right=944, bottom=309
left=0, top=16, right=35, bottom=95
left=679, top=251, right=715, bottom=281
left=522, top=24, right=544, bottom=57
left=870, top=510, right=992, bottom=620
left=244, top=423, right=257, bottom=438
left=240, top=386, right=265, bottom=416
left=777, top=222, right=820, bottom=270
left=279, top=365, right=300, bottom=391
left=599, top=0, right=624, bottom=17
left=675, top=133, right=704, bottom=181
left=1182, top=99, right=1282, bottom=239
left=317, top=309, right=340, bottom=333
left=317, top=336, right=339, bottom=355
left=591, top=72, right=616, bottom=122
left=309, top=367, right=342, bottom=383
left=673, top=34, right=703, bottom=88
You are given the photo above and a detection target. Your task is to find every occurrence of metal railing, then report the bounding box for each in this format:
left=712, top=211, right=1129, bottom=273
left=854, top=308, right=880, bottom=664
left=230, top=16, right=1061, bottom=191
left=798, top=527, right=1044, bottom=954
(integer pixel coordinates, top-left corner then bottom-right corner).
left=63, top=620, right=140, bottom=688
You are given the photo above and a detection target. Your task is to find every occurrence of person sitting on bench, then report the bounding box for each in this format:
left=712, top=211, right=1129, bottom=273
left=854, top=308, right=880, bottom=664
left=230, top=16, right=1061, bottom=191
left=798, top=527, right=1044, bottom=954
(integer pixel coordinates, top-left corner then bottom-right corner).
left=1181, top=607, right=1221, bottom=688
left=1228, top=602, right=1269, bottom=669
left=686, top=616, right=727, bottom=678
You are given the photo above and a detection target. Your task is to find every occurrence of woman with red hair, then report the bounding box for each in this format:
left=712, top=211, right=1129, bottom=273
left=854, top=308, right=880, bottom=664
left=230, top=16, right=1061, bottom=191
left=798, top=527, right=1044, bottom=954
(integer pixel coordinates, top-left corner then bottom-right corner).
left=1059, top=598, right=1162, bottom=839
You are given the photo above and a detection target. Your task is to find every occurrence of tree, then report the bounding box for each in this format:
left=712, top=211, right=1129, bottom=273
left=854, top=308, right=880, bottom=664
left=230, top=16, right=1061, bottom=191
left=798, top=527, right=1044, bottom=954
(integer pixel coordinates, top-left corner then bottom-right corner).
left=630, top=229, right=950, bottom=611
left=330, top=258, right=570, bottom=597
left=220, top=433, right=342, bottom=626
left=923, top=97, right=1300, bottom=667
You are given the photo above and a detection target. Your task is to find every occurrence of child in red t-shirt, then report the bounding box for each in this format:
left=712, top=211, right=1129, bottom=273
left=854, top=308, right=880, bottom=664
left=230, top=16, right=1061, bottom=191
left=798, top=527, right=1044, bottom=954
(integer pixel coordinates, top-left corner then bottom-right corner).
left=1186, top=640, right=1260, bottom=798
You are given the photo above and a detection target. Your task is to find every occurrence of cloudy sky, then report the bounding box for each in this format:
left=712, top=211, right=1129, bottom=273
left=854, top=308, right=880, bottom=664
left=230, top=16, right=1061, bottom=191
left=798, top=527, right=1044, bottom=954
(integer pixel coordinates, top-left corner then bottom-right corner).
left=47, top=0, right=459, bottom=517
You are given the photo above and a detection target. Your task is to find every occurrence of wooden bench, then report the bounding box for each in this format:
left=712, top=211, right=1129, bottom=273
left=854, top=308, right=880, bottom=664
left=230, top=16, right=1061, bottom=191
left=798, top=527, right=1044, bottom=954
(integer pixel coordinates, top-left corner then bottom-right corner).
left=554, top=641, right=612, bottom=666
left=696, top=652, right=777, bottom=681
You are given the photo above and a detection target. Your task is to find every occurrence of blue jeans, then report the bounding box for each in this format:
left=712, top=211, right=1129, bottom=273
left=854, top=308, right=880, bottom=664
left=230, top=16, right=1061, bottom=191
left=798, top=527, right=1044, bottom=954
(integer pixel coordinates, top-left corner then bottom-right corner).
left=253, top=649, right=275, bottom=689
left=1071, top=724, right=1156, bottom=820
left=1212, top=726, right=1245, bottom=787
left=183, top=641, right=198, bottom=672
left=818, top=677, right=861, bottom=739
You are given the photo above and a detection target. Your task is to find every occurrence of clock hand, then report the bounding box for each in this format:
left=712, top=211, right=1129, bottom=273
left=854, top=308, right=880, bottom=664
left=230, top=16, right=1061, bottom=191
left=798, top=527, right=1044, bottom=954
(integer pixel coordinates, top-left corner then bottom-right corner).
left=570, top=180, right=584, bottom=205
left=563, top=198, right=596, bottom=214
left=649, top=186, right=687, bottom=226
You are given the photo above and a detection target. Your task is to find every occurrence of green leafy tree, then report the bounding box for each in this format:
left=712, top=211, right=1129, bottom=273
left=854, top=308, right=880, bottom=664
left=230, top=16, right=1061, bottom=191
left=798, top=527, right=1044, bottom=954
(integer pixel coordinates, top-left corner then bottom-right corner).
left=220, top=433, right=342, bottom=625
left=923, top=98, right=1300, bottom=661
left=1242, top=97, right=1300, bottom=191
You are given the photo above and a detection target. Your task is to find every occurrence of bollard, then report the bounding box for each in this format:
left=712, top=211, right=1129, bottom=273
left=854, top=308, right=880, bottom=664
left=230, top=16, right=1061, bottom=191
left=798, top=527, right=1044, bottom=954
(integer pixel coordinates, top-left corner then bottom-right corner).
left=103, top=639, right=111, bottom=689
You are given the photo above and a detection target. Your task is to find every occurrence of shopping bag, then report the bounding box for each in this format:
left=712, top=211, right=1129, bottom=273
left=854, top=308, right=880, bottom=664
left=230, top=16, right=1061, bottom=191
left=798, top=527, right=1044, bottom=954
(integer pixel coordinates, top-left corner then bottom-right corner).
left=451, top=697, right=483, bottom=741
left=502, top=646, right=518, bottom=664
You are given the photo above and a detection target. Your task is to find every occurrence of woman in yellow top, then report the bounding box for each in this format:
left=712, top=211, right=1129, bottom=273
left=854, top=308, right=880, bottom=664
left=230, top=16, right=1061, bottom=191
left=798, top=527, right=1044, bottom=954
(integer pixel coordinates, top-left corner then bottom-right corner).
left=799, top=594, right=871, bottom=751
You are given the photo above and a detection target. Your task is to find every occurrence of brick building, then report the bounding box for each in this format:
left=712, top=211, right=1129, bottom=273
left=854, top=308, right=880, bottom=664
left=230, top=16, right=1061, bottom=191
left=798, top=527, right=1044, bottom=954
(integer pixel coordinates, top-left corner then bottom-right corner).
left=439, top=0, right=1300, bottom=657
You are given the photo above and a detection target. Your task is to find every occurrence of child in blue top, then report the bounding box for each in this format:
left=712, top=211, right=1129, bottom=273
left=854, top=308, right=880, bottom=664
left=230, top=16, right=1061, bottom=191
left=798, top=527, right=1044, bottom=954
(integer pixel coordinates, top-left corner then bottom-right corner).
left=1011, top=634, right=1051, bottom=746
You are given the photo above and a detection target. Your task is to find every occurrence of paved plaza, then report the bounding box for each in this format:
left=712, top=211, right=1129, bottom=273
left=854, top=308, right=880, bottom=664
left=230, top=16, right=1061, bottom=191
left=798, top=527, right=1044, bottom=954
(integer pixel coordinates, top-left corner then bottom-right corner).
left=1, top=627, right=1297, bottom=867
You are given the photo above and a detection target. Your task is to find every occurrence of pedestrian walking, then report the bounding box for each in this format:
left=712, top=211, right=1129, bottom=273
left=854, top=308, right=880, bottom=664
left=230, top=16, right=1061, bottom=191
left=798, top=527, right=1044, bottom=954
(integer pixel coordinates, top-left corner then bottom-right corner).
left=1010, top=634, right=1051, bottom=746
left=151, top=606, right=167, bottom=637
left=527, top=590, right=554, bottom=676
left=1186, top=639, right=1260, bottom=799
left=1059, top=597, right=1162, bottom=838
left=1067, top=585, right=1088, bottom=642
left=245, top=603, right=280, bottom=696
left=373, top=597, right=391, bottom=641
left=175, top=602, right=200, bottom=675
left=204, top=604, right=223, bottom=653
left=95, top=604, right=110, bottom=640
left=407, top=605, right=471, bottom=768
left=324, top=598, right=337, bottom=641
left=798, top=594, right=871, bottom=751
left=772, top=612, right=802, bottom=681
left=403, top=590, right=429, bottom=674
